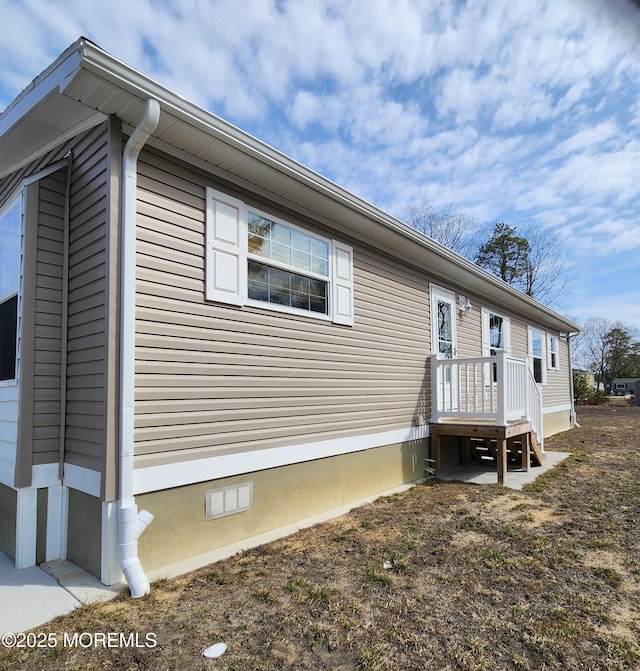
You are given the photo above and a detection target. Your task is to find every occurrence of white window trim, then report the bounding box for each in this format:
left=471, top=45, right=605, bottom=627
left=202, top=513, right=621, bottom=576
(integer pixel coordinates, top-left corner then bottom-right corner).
left=547, top=334, right=560, bottom=371
left=206, top=187, right=354, bottom=325
left=528, top=326, right=547, bottom=386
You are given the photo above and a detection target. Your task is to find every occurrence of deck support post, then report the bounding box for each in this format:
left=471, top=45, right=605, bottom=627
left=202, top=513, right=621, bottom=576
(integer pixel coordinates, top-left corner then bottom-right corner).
left=521, top=433, right=530, bottom=472
left=432, top=432, right=441, bottom=477
left=497, top=438, right=507, bottom=486
left=461, top=437, right=471, bottom=466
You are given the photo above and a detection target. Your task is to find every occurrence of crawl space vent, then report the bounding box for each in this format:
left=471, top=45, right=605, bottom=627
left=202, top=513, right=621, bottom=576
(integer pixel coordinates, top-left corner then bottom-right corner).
left=206, top=481, right=253, bottom=520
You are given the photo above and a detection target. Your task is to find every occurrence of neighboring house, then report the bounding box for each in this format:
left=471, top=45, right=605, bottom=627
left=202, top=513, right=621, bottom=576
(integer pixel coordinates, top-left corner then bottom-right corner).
left=0, top=39, right=580, bottom=593
left=611, top=378, right=640, bottom=395
left=574, top=369, right=598, bottom=390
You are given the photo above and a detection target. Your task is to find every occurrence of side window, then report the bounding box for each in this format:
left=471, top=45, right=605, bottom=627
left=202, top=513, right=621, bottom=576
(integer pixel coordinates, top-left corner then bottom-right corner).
left=482, top=308, right=510, bottom=383
left=489, top=313, right=506, bottom=353
left=528, top=327, right=548, bottom=385
left=0, top=197, right=21, bottom=382
left=530, top=328, right=543, bottom=384
left=548, top=335, right=559, bottom=371
left=206, top=187, right=354, bottom=325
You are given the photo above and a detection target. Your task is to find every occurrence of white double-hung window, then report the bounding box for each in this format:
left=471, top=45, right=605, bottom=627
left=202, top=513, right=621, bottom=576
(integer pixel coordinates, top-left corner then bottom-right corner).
left=247, top=211, right=330, bottom=315
left=205, top=187, right=354, bottom=325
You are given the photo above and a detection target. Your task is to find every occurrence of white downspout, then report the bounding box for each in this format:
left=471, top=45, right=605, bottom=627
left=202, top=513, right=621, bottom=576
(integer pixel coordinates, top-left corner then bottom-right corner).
left=119, top=98, right=160, bottom=597
left=567, top=332, right=581, bottom=428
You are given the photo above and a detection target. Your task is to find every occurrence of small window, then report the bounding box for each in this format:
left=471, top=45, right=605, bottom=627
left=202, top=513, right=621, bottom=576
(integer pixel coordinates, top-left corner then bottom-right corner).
left=531, top=328, right=543, bottom=384
left=548, top=335, right=559, bottom=370
left=482, top=309, right=510, bottom=383
left=489, top=313, right=505, bottom=353
left=0, top=295, right=18, bottom=381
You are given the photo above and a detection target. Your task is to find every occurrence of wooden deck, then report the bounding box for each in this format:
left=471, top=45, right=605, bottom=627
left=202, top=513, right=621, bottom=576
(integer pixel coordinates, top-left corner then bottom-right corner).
left=429, top=419, right=545, bottom=486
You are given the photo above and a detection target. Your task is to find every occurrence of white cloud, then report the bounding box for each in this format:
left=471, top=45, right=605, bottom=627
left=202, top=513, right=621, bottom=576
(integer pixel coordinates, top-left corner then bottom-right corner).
left=1, top=0, right=640, bottom=328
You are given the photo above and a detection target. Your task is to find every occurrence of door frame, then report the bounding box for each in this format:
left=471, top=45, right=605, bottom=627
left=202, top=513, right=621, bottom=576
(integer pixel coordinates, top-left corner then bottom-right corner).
left=430, top=284, right=458, bottom=411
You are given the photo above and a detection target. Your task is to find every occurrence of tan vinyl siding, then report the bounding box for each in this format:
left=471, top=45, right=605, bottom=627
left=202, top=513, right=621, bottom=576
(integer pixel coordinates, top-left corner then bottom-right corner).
left=510, top=318, right=529, bottom=357
left=133, top=150, right=430, bottom=468
left=31, top=172, right=66, bottom=466
left=65, top=124, right=111, bottom=473
left=543, top=336, right=572, bottom=407
left=455, top=303, right=481, bottom=357
left=2, top=123, right=115, bottom=489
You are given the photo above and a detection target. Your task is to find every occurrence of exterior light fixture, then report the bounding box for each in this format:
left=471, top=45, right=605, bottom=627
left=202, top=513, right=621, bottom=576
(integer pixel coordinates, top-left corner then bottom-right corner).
left=458, top=295, right=472, bottom=317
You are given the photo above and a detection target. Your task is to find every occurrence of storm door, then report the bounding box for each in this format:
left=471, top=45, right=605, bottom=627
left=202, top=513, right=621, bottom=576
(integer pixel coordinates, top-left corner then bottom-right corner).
left=430, top=285, right=458, bottom=412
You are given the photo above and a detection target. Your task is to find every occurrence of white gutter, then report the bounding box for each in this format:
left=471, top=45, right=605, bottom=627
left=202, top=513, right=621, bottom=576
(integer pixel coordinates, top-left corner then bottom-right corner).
left=119, top=98, right=160, bottom=597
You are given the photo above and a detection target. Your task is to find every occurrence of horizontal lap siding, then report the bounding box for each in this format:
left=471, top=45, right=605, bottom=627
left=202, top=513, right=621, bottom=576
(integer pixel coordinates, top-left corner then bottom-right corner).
left=65, top=125, right=110, bottom=472
left=544, top=337, right=572, bottom=407
left=134, top=152, right=429, bottom=467
left=455, top=304, right=482, bottom=357
left=32, top=172, right=66, bottom=465
left=510, top=318, right=529, bottom=357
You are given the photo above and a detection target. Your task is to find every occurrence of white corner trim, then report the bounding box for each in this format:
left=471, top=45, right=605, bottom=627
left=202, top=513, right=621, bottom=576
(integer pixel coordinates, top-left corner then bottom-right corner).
left=63, top=463, right=101, bottom=497
left=101, top=501, right=122, bottom=586
left=45, top=485, right=67, bottom=561
left=32, top=463, right=62, bottom=488
left=134, top=425, right=429, bottom=494
left=15, top=489, right=37, bottom=569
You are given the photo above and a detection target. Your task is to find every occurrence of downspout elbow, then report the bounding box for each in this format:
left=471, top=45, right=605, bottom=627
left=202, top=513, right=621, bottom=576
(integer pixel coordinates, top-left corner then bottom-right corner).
left=119, top=98, right=160, bottom=597
left=119, top=501, right=154, bottom=598
left=123, top=99, right=161, bottom=171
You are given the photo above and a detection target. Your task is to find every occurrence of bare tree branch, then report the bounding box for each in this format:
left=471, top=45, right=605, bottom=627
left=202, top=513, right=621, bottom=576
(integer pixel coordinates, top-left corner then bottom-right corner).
left=402, top=197, right=479, bottom=257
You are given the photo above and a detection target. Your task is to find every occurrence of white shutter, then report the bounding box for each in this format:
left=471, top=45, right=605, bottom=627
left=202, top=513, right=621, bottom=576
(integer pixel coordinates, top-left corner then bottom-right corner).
left=481, top=308, right=490, bottom=356
left=205, top=188, right=246, bottom=306
left=332, top=241, right=354, bottom=326
left=504, top=317, right=511, bottom=354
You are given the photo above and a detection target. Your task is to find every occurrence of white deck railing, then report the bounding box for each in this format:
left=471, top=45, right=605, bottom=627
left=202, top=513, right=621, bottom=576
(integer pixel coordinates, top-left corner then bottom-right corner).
left=431, top=351, right=544, bottom=448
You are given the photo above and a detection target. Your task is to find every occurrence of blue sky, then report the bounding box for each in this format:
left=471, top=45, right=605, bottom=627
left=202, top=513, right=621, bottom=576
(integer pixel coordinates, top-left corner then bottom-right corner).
left=1, top=0, right=639, bottom=330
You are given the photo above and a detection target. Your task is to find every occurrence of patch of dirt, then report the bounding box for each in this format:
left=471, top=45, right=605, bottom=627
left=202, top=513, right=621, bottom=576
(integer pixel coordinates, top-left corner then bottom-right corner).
left=3, top=406, right=640, bottom=671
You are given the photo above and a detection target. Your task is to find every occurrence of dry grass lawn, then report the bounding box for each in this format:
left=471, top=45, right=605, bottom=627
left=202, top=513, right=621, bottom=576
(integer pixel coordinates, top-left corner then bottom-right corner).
left=2, top=405, right=639, bottom=670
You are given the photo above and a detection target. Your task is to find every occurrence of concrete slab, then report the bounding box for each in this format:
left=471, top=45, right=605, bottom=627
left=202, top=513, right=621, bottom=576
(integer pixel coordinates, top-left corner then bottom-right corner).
left=437, top=450, right=571, bottom=490
left=0, top=553, right=80, bottom=634
left=0, top=554, right=121, bottom=634
left=40, top=559, right=123, bottom=605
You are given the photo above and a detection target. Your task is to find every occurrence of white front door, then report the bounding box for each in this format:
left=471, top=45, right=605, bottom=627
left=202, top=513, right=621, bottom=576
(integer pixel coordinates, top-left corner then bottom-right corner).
left=430, top=285, right=458, bottom=411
